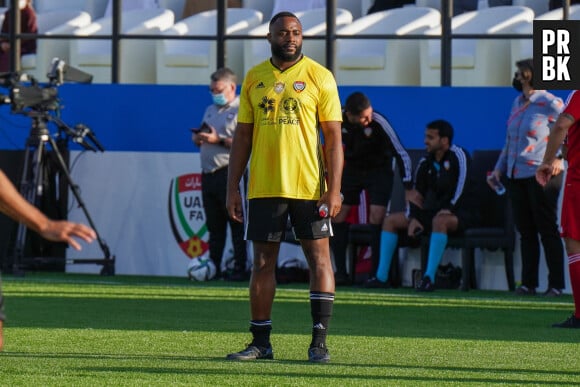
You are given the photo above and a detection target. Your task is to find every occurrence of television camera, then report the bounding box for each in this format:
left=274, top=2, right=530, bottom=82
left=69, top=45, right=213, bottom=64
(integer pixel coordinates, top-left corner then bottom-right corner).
left=0, top=58, right=103, bottom=152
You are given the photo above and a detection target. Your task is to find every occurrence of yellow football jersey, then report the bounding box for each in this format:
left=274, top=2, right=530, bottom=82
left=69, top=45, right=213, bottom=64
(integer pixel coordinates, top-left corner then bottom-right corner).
left=238, top=55, right=342, bottom=200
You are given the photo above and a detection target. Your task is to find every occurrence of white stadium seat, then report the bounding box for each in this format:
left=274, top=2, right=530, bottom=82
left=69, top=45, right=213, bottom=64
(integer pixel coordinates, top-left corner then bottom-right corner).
left=69, top=8, right=175, bottom=84
left=513, top=0, right=550, bottom=17
left=21, top=10, right=93, bottom=82
left=336, top=6, right=440, bottom=86
left=511, top=5, right=580, bottom=66
left=34, top=0, right=108, bottom=20
left=243, top=7, right=353, bottom=74
left=155, top=8, right=263, bottom=85
left=420, top=5, right=534, bottom=86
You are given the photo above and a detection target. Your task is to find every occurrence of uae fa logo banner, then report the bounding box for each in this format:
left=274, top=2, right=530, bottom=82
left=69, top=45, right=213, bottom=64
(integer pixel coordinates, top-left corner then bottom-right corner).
left=168, top=173, right=209, bottom=258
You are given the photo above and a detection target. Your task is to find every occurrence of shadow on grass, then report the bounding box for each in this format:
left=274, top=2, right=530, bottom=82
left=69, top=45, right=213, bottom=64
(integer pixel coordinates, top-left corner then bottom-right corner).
left=5, top=292, right=576, bottom=343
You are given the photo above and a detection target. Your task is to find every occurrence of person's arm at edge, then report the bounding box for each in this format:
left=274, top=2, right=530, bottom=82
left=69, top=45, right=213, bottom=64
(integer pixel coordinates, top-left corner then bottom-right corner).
left=226, top=122, right=253, bottom=222
left=536, top=113, right=573, bottom=186
left=319, top=120, right=344, bottom=218
left=0, top=170, right=95, bottom=250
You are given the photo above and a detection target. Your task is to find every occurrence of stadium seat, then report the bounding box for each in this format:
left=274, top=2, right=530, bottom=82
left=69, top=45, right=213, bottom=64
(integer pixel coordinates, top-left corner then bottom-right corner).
left=511, top=5, right=580, bottom=66
left=335, top=7, right=440, bottom=86
left=34, top=0, right=108, bottom=20
left=69, top=8, right=175, bottom=84
left=155, top=8, right=263, bottom=85
left=158, top=0, right=186, bottom=21
left=513, top=0, right=550, bottom=16
left=103, top=0, right=161, bottom=17
left=242, top=0, right=273, bottom=20
left=21, top=10, right=93, bottom=83
left=420, top=5, right=534, bottom=86
left=243, top=7, right=352, bottom=74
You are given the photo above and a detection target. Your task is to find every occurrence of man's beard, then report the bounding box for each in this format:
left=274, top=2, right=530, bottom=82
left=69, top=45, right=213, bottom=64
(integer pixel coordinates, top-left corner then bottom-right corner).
left=271, top=43, right=302, bottom=62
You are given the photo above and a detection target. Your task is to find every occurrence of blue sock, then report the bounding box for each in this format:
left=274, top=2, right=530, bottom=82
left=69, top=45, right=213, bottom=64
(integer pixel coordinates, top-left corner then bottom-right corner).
left=424, top=232, right=448, bottom=283
left=376, top=231, right=398, bottom=282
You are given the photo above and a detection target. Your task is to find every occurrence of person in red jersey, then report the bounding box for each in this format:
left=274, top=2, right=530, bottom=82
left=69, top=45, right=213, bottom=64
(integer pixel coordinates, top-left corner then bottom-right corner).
left=536, top=90, right=580, bottom=328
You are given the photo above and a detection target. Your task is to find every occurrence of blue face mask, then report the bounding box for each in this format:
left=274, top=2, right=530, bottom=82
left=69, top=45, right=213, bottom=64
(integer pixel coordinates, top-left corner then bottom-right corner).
left=212, top=92, right=228, bottom=106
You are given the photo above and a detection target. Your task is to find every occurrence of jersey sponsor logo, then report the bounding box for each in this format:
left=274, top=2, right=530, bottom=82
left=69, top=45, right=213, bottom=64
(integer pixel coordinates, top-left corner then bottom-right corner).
left=259, top=96, right=275, bottom=114
left=321, top=223, right=328, bottom=232
left=443, top=160, right=450, bottom=170
left=282, top=97, right=298, bottom=113
left=293, top=81, right=306, bottom=92
left=274, top=82, right=285, bottom=94
left=256, top=81, right=265, bottom=88
left=278, top=117, right=300, bottom=125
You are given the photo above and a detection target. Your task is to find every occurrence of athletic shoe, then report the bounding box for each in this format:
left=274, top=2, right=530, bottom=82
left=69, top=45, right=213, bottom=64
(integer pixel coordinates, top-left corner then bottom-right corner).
left=226, top=344, right=274, bottom=361
left=416, top=276, right=434, bottom=292
left=362, top=277, right=391, bottom=289
left=552, top=314, right=580, bottom=329
left=308, top=343, right=330, bottom=363
left=543, top=288, right=562, bottom=297
left=514, top=285, right=536, bottom=296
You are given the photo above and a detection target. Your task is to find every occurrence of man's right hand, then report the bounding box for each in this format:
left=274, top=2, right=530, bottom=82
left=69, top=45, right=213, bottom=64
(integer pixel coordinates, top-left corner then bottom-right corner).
left=226, top=190, right=244, bottom=223
left=407, top=218, right=424, bottom=238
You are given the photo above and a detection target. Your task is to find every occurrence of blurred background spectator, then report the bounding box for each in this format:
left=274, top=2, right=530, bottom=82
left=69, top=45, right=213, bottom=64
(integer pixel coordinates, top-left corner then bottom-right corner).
left=0, top=0, right=37, bottom=72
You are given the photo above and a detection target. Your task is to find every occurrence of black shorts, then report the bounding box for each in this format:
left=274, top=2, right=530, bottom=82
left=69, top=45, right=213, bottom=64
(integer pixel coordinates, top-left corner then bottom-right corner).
left=246, top=198, right=332, bottom=242
left=341, top=164, right=393, bottom=206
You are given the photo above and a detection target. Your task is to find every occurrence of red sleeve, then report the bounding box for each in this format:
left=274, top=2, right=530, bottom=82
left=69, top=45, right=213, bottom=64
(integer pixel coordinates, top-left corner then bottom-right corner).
left=20, top=7, right=37, bottom=54
left=563, top=91, right=580, bottom=122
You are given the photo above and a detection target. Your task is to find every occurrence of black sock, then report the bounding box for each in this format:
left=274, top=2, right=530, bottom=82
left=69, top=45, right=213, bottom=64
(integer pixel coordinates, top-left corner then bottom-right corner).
left=249, top=320, right=272, bottom=348
left=310, top=292, right=334, bottom=347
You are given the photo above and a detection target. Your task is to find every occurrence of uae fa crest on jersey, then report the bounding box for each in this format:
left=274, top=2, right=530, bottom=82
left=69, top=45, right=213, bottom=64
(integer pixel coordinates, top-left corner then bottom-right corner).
left=168, top=173, right=209, bottom=258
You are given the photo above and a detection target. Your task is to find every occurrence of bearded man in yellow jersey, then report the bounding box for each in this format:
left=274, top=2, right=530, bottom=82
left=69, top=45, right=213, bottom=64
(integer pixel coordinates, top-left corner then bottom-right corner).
left=225, top=12, right=343, bottom=363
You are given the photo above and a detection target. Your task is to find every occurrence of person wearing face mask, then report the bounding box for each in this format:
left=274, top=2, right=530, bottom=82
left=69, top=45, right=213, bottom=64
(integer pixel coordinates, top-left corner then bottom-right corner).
left=191, top=67, right=248, bottom=282
left=0, top=0, right=37, bottom=72
left=489, top=58, right=566, bottom=297
left=330, top=92, right=412, bottom=287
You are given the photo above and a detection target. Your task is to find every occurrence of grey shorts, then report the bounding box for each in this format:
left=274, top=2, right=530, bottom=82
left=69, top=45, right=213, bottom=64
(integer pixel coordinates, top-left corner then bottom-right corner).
left=246, top=198, right=332, bottom=242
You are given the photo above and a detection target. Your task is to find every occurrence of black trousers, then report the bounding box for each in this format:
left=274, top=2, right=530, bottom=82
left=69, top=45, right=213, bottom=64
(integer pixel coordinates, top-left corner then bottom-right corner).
left=201, top=167, right=247, bottom=273
left=507, top=175, right=565, bottom=289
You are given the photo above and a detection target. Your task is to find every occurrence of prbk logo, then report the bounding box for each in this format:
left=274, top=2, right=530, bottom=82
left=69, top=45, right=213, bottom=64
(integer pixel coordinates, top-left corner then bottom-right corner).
left=168, top=173, right=209, bottom=259
left=533, top=20, right=580, bottom=89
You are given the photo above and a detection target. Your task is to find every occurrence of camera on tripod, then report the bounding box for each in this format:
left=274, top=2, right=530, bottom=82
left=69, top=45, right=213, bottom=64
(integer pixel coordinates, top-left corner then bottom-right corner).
left=2, top=59, right=114, bottom=276
left=0, top=58, right=103, bottom=152
left=0, top=57, right=93, bottom=113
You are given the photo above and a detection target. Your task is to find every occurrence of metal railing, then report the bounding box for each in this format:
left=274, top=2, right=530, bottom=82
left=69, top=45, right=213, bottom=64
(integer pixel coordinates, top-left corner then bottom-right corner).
left=1, top=0, right=575, bottom=86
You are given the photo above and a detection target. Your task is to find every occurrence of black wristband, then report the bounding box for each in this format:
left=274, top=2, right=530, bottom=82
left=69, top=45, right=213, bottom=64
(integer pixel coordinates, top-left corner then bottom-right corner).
left=219, top=138, right=226, bottom=147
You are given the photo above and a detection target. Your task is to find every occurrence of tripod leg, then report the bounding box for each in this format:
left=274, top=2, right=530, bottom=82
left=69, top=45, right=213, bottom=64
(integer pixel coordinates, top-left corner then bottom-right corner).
left=12, top=140, right=45, bottom=275
left=47, top=137, right=114, bottom=275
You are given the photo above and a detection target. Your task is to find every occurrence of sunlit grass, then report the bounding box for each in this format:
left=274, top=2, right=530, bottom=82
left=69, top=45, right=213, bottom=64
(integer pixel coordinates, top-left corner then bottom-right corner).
left=0, top=273, right=578, bottom=386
